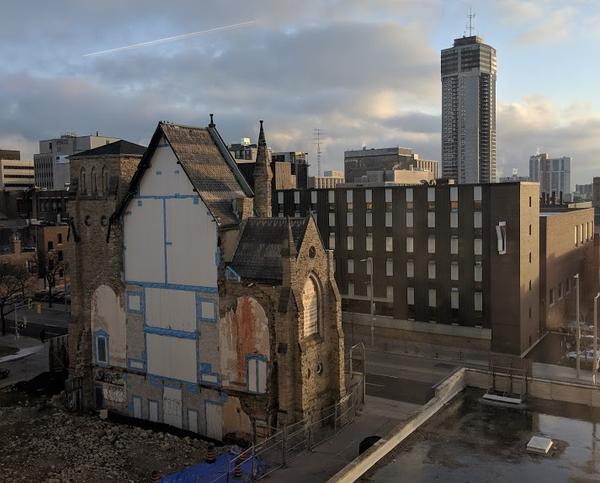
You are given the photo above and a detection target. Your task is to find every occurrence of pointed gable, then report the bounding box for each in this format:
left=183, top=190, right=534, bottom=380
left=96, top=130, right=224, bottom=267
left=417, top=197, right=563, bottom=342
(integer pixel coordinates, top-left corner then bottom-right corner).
left=113, top=121, right=253, bottom=228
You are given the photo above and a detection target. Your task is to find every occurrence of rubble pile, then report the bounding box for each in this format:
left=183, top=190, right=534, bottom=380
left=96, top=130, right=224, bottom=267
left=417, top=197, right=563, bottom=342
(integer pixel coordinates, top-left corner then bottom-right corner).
left=0, top=394, right=209, bottom=482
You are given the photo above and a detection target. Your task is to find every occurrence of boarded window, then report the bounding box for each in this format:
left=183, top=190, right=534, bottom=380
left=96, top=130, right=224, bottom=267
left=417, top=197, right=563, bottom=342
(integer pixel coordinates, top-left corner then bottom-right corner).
left=248, top=357, right=267, bottom=394
left=303, top=277, right=319, bottom=337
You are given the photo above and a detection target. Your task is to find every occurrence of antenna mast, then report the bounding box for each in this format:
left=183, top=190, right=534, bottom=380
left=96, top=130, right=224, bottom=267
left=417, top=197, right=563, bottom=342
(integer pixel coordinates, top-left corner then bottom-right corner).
left=466, top=7, right=476, bottom=36
left=313, top=128, right=324, bottom=176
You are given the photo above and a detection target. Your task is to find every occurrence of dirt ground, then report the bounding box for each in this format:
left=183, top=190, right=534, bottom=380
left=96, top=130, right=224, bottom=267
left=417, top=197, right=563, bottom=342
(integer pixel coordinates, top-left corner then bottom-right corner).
left=0, top=388, right=212, bottom=483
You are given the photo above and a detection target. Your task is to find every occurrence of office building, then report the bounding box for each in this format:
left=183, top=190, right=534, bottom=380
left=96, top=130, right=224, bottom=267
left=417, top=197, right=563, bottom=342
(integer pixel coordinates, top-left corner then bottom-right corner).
left=309, top=170, right=345, bottom=189
left=0, top=158, right=35, bottom=190
left=0, top=149, right=20, bottom=161
left=34, top=133, right=119, bottom=189
left=344, top=147, right=438, bottom=183
left=275, top=182, right=539, bottom=355
left=574, top=184, right=593, bottom=201
left=271, top=151, right=309, bottom=189
left=441, top=36, right=497, bottom=183
left=529, top=153, right=571, bottom=200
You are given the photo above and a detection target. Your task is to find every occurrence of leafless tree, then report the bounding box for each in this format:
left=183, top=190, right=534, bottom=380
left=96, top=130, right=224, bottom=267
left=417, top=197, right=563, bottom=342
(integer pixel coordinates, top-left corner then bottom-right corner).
left=0, top=262, right=32, bottom=336
left=39, top=251, right=68, bottom=309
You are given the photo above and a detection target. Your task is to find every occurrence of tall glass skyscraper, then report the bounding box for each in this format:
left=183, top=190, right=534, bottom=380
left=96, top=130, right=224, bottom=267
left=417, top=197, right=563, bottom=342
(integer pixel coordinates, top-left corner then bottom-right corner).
left=441, top=36, right=496, bottom=183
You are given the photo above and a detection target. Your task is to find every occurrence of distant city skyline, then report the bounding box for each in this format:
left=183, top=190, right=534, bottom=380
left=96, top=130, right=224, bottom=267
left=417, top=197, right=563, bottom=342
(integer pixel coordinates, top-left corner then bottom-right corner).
left=1, top=1, right=600, bottom=184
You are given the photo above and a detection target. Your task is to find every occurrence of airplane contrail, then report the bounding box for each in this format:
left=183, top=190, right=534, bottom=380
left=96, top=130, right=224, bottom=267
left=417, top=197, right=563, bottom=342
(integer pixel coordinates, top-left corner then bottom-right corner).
left=83, top=20, right=256, bottom=57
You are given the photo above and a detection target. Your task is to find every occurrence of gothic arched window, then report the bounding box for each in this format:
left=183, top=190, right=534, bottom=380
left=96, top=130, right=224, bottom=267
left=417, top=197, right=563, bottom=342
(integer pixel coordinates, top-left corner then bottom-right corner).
left=80, top=168, right=87, bottom=195
left=302, top=275, right=320, bottom=337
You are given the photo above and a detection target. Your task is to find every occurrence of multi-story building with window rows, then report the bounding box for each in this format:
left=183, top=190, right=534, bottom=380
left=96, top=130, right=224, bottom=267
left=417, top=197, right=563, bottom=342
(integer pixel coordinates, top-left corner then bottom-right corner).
left=274, top=182, right=542, bottom=355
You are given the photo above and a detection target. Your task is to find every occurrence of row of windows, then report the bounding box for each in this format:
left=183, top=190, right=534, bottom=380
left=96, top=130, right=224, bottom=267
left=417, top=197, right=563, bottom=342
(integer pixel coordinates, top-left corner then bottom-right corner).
left=79, top=166, right=109, bottom=196
left=574, top=222, right=594, bottom=246
left=345, top=284, right=483, bottom=311
left=549, top=276, right=573, bottom=305
left=279, top=185, right=483, bottom=206
left=347, top=258, right=483, bottom=281
left=342, top=234, right=483, bottom=255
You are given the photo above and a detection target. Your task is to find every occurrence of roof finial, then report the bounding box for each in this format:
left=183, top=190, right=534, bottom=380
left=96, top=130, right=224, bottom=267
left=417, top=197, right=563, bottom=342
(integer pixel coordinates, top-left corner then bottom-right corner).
left=258, top=120, right=266, bottom=147
left=209, top=113, right=215, bottom=127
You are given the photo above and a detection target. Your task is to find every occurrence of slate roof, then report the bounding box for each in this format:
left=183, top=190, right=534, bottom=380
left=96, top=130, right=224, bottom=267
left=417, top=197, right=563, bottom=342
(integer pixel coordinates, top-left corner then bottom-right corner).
left=113, top=121, right=253, bottom=228
left=70, top=140, right=146, bottom=158
left=230, top=217, right=308, bottom=282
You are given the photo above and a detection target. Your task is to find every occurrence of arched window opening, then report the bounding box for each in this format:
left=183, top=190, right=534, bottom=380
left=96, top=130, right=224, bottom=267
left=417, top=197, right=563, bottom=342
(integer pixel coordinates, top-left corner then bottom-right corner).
left=303, top=275, right=320, bottom=337
left=91, top=167, right=97, bottom=194
left=80, top=168, right=87, bottom=195
left=102, top=166, right=109, bottom=195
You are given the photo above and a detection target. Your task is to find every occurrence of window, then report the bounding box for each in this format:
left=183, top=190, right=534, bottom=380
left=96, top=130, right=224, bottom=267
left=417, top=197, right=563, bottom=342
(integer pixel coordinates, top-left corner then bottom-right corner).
left=346, top=212, right=353, bottom=227
left=558, top=282, right=563, bottom=299
left=366, top=234, right=373, bottom=252
left=529, top=280, right=532, bottom=292
left=428, top=289, right=436, bottom=308
left=474, top=238, right=483, bottom=256
left=346, top=190, right=353, bottom=203
left=566, top=277, right=570, bottom=292
left=95, top=331, right=108, bottom=364
left=386, top=236, right=393, bottom=252
left=386, top=258, right=393, bottom=276
left=450, top=210, right=459, bottom=228
left=302, top=277, right=319, bottom=337
left=91, top=167, right=97, bottom=194
left=529, top=196, right=532, bottom=207
left=451, top=236, right=459, bottom=255
left=474, top=262, right=482, bottom=282
left=428, top=235, right=435, bottom=254
left=385, top=212, right=392, bottom=227
left=406, top=260, right=414, bottom=278
left=47, top=241, right=54, bottom=251
left=581, top=224, right=584, bottom=244
left=427, top=187, right=435, bottom=202
left=450, top=187, right=458, bottom=202
left=80, top=168, right=87, bottom=194
left=278, top=192, right=284, bottom=204
left=474, top=211, right=482, bottom=228
left=385, top=189, right=392, bottom=203
left=58, top=250, right=63, bottom=262
left=407, top=287, right=415, bottom=305
left=406, top=211, right=414, bottom=227
left=294, top=191, right=300, bottom=204
left=529, top=252, right=532, bottom=263
left=365, top=189, right=372, bottom=203
left=57, top=233, right=63, bottom=244
left=451, top=289, right=459, bottom=309
left=347, top=236, right=354, bottom=251
left=474, top=186, right=482, bottom=201
left=428, top=260, right=436, bottom=280
left=451, top=261, right=459, bottom=281
left=366, top=212, right=373, bottom=227
left=329, top=213, right=335, bottom=226
left=310, top=191, right=317, bottom=204
left=474, top=292, right=483, bottom=311
left=347, top=259, right=354, bottom=274
left=366, top=259, right=372, bottom=275
left=529, top=224, right=532, bottom=236
left=529, top=307, right=532, bottom=319
left=406, top=188, right=413, bottom=202
left=348, top=282, right=354, bottom=296
left=387, top=286, right=394, bottom=300
left=428, top=211, right=435, bottom=228
left=328, top=233, right=335, bottom=249
left=328, top=190, right=335, bottom=204
left=101, top=166, right=108, bottom=194
left=574, top=226, right=578, bottom=246
left=366, top=283, right=372, bottom=298
left=496, top=222, right=507, bottom=254
left=406, top=237, right=414, bottom=253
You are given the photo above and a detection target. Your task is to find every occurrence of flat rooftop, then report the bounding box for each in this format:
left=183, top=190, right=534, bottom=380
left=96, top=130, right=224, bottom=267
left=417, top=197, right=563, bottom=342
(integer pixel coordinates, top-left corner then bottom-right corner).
left=367, top=388, right=600, bottom=481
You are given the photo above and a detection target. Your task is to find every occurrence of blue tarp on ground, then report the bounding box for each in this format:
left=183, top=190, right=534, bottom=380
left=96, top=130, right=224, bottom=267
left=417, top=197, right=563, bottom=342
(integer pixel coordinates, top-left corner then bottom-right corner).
left=160, top=452, right=268, bottom=483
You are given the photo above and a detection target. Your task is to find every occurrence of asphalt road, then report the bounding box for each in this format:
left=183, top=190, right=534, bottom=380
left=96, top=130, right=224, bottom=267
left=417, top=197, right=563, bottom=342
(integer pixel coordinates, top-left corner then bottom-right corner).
left=363, top=349, right=460, bottom=404
left=3, top=303, right=69, bottom=339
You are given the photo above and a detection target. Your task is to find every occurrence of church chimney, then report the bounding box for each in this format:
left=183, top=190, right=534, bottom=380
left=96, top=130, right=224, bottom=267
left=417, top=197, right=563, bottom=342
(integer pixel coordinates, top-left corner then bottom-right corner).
left=253, top=120, right=273, bottom=217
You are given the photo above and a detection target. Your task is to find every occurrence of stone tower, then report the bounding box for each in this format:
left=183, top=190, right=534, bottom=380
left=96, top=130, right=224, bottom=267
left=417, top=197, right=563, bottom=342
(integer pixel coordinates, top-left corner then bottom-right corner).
left=253, top=120, right=273, bottom=217
left=66, top=141, right=145, bottom=410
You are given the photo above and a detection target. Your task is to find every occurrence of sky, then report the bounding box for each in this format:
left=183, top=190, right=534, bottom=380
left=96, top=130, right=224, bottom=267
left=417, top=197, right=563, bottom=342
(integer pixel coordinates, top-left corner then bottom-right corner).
left=1, top=0, right=600, bottom=184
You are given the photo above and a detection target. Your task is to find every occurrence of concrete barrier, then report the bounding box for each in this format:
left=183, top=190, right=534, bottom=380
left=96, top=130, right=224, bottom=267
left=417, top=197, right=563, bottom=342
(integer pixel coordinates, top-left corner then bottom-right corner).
left=328, top=368, right=466, bottom=483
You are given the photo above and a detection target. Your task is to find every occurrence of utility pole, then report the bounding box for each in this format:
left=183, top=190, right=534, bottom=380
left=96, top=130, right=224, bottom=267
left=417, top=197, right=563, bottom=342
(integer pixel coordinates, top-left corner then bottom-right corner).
left=576, top=274, right=581, bottom=379
left=594, top=293, right=600, bottom=384
left=361, top=257, right=375, bottom=348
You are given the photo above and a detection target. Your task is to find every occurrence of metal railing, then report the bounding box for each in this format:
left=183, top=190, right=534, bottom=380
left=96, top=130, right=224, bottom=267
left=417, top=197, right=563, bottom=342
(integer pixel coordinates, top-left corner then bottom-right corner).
left=208, top=379, right=364, bottom=482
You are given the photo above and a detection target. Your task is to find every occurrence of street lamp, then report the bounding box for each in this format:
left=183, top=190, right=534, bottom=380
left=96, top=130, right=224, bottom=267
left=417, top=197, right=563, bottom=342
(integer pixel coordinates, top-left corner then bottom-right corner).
left=575, top=274, right=581, bottom=379
left=360, top=257, right=374, bottom=348
left=594, top=293, right=600, bottom=384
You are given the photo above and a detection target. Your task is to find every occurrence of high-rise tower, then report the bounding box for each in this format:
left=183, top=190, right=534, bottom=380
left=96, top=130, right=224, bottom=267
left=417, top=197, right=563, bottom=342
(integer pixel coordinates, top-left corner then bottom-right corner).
left=441, top=34, right=496, bottom=183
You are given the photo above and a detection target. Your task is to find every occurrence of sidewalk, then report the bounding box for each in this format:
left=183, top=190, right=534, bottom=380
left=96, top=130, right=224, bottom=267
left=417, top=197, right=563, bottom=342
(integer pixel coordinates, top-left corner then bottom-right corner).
left=0, top=335, right=48, bottom=389
left=270, top=396, right=420, bottom=482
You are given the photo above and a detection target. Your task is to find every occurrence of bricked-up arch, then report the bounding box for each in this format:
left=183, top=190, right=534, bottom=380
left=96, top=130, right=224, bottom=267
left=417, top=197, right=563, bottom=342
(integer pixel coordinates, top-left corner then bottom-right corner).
left=91, top=167, right=97, bottom=194
left=102, top=166, right=108, bottom=195
left=80, top=167, right=87, bottom=194
left=302, top=275, right=320, bottom=337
